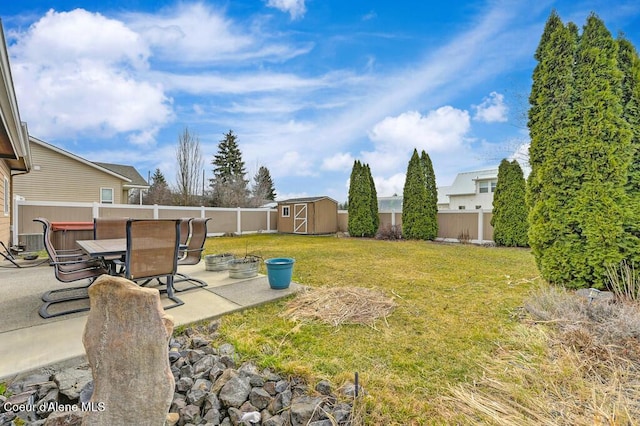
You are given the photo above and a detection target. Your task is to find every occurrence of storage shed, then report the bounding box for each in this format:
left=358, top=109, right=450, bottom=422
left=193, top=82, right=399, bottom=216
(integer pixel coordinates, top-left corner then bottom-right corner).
left=277, top=196, right=338, bottom=234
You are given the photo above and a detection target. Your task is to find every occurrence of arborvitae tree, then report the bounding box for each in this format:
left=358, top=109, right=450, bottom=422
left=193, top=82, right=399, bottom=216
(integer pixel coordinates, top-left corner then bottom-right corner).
left=347, top=161, right=376, bottom=237
left=365, top=163, right=380, bottom=233
left=527, top=11, right=577, bottom=211
left=144, top=168, right=173, bottom=205
left=618, top=36, right=640, bottom=258
left=528, top=12, right=579, bottom=284
left=420, top=150, right=438, bottom=240
left=402, top=149, right=430, bottom=240
left=210, top=130, right=249, bottom=207
left=250, top=166, right=276, bottom=206
left=491, top=159, right=528, bottom=247
left=529, top=12, right=634, bottom=289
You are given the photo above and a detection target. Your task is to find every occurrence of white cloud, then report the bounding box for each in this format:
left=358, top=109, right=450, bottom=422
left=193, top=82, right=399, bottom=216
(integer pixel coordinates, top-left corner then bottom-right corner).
left=374, top=173, right=406, bottom=197
left=126, top=3, right=255, bottom=63
left=472, top=91, right=508, bottom=123
left=276, top=151, right=315, bottom=176
left=368, top=107, right=471, bottom=152
left=321, top=153, right=355, bottom=171
left=9, top=9, right=173, bottom=141
left=266, top=0, right=306, bottom=20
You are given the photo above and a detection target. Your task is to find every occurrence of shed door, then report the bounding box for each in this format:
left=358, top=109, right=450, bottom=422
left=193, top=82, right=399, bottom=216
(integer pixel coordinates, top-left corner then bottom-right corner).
left=294, top=204, right=308, bottom=234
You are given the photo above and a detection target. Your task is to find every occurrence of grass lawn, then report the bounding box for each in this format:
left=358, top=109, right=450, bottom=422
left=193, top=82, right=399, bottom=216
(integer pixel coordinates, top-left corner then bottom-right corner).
left=201, top=234, right=540, bottom=425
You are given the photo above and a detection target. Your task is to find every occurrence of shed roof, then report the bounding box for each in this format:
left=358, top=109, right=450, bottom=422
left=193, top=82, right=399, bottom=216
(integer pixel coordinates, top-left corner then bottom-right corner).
left=278, top=196, right=338, bottom=204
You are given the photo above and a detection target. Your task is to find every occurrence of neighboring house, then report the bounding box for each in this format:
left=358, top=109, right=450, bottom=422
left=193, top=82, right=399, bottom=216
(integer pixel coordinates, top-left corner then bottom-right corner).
left=93, top=162, right=150, bottom=204
left=375, top=168, right=500, bottom=212
left=14, top=137, right=149, bottom=204
left=438, top=168, right=498, bottom=210
left=0, top=21, right=31, bottom=248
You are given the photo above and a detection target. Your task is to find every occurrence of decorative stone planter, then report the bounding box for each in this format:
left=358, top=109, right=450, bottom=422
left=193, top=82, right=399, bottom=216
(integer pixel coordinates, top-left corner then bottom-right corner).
left=205, top=253, right=235, bottom=271
left=228, top=256, right=261, bottom=279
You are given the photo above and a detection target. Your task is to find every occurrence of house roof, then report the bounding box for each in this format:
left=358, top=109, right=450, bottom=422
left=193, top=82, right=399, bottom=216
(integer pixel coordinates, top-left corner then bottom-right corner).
left=278, top=196, right=338, bottom=204
left=94, top=162, right=149, bottom=188
left=29, top=137, right=148, bottom=187
left=0, top=20, right=30, bottom=172
left=444, top=168, right=498, bottom=196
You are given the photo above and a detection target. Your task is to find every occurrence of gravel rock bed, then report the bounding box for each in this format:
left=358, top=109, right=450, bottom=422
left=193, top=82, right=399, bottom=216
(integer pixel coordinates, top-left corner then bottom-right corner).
left=0, top=321, right=356, bottom=425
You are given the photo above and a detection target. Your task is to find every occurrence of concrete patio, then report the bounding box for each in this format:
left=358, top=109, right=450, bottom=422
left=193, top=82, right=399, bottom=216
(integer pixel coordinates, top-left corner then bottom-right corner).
left=0, top=257, right=300, bottom=381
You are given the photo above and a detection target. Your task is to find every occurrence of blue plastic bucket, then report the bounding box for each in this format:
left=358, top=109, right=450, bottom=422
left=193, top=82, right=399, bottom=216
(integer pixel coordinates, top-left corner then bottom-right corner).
left=264, top=258, right=295, bottom=289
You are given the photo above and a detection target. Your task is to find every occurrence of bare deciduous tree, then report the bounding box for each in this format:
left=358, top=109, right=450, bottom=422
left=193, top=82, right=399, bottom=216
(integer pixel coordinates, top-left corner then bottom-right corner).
left=176, top=127, right=203, bottom=206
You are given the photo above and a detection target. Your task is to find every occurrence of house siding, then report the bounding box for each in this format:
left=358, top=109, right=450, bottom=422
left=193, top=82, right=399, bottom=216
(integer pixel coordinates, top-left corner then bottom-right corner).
left=14, top=142, right=125, bottom=203
left=0, top=161, right=9, bottom=244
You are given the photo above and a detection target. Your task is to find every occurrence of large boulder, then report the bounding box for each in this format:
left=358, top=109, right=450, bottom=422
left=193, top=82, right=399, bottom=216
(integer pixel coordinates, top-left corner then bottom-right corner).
left=82, top=275, right=175, bottom=425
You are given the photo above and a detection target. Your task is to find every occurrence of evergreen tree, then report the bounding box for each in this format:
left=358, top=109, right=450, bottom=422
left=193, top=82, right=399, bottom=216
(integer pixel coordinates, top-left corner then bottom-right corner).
left=420, top=150, right=438, bottom=240
left=347, top=161, right=376, bottom=237
left=528, top=12, right=579, bottom=284
left=365, top=163, right=380, bottom=233
left=144, top=168, right=173, bottom=205
left=210, top=130, right=249, bottom=207
left=491, top=159, right=528, bottom=247
left=618, top=36, right=640, bottom=258
left=402, top=149, right=430, bottom=240
left=528, top=12, right=634, bottom=288
left=250, top=166, right=277, bottom=206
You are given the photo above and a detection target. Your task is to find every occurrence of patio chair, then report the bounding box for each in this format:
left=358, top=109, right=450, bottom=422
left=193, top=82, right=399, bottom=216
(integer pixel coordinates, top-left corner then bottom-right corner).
left=179, top=217, right=193, bottom=248
left=34, top=217, right=108, bottom=318
left=174, top=217, right=211, bottom=291
left=124, top=219, right=184, bottom=309
left=94, top=217, right=129, bottom=274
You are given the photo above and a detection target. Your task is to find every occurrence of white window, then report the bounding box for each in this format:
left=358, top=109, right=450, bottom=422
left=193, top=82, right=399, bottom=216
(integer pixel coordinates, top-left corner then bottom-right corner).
left=3, top=177, right=9, bottom=215
left=101, top=188, right=114, bottom=204
left=281, top=205, right=290, bottom=217
left=479, top=180, right=497, bottom=194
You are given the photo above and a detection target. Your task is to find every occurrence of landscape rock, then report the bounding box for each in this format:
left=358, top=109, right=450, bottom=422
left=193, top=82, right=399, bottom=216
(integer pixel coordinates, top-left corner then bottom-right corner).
left=1, top=323, right=355, bottom=426
left=81, top=275, right=175, bottom=425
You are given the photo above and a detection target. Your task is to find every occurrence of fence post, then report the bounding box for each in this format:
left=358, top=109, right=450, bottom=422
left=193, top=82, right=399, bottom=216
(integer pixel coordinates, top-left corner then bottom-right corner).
left=391, top=209, right=396, bottom=227
left=153, top=204, right=159, bottom=219
left=477, top=210, right=484, bottom=244
left=200, top=206, right=205, bottom=218
left=237, top=207, right=242, bottom=235
left=266, top=209, right=271, bottom=231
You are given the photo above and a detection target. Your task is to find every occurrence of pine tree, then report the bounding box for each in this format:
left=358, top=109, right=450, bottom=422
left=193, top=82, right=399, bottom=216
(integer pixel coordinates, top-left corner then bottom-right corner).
left=347, top=161, right=377, bottom=237
left=402, top=149, right=430, bottom=240
left=491, top=159, right=528, bottom=247
left=144, top=168, right=173, bottom=205
left=210, top=130, right=249, bottom=207
left=250, top=166, right=277, bottom=206
left=420, top=150, right=438, bottom=240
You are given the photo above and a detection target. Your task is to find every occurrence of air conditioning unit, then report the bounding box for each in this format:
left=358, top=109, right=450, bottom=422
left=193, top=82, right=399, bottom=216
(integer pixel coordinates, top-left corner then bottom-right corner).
left=18, top=233, right=44, bottom=252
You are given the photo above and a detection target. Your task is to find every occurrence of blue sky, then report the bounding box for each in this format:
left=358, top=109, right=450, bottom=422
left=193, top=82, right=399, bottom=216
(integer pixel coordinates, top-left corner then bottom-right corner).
left=2, top=1, right=640, bottom=203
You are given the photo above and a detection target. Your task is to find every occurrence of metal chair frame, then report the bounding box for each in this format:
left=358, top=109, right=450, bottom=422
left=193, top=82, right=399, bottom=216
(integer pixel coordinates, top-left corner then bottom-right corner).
left=34, top=217, right=108, bottom=318
left=124, top=219, right=184, bottom=309
left=174, top=217, right=211, bottom=291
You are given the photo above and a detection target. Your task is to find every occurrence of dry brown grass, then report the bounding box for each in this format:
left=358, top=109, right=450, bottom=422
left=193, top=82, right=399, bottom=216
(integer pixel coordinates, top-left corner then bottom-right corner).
left=280, top=286, right=396, bottom=329
left=438, top=286, right=640, bottom=425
